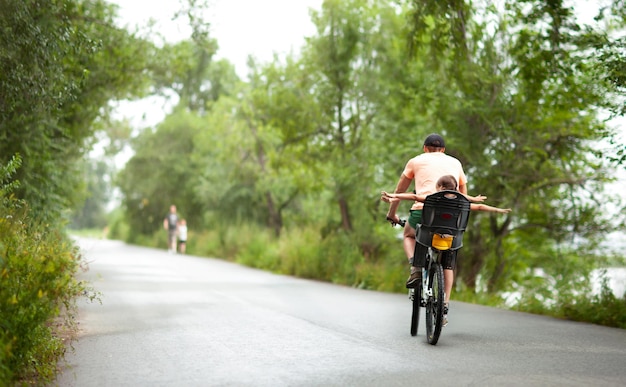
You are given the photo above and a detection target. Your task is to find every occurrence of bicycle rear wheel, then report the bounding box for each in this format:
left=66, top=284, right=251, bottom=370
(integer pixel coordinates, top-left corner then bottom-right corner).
left=410, top=285, right=421, bottom=336
left=425, top=262, right=444, bottom=345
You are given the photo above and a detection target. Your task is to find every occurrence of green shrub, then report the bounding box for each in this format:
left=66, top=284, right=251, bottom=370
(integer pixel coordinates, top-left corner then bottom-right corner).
left=353, top=261, right=406, bottom=292
left=106, top=208, right=129, bottom=241
left=0, top=207, right=92, bottom=384
left=188, top=229, right=222, bottom=258
left=0, top=156, right=93, bottom=385
left=277, top=227, right=324, bottom=279
left=556, top=276, right=626, bottom=329
left=132, top=230, right=164, bottom=250
left=236, top=227, right=281, bottom=271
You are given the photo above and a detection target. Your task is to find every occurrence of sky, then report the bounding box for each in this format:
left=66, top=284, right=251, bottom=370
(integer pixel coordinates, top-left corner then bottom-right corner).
left=108, top=0, right=323, bottom=127
left=111, top=0, right=324, bottom=74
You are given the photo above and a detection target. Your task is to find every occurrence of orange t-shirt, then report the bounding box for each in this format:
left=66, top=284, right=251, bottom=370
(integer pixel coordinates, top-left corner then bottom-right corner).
left=402, top=152, right=467, bottom=210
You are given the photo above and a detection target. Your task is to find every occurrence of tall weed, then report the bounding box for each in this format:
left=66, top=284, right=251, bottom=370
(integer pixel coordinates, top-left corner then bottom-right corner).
left=236, top=226, right=281, bottom=271
left=0, top=156, right=93, bottom=384
left=278, top=227, right=325, bottom=279
left=556, top=275, right=626, bottom=328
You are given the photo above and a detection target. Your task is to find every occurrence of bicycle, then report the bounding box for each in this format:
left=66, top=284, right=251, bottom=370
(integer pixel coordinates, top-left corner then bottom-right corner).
left=389, top=190, right=470, bottom=345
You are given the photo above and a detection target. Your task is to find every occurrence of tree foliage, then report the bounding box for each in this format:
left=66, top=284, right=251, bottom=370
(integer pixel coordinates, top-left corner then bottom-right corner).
left=405, top=0, right=625, bottom=293
left=0, top=0, right=152, bottom=224
left=115, top=0, right=626, bottom=313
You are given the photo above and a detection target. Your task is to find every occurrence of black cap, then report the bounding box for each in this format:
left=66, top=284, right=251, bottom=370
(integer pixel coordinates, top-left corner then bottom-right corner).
left=424, top=133, right=445, bottom=148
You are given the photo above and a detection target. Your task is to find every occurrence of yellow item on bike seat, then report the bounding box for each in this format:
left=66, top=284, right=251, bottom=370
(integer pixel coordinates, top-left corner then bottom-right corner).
left=432, top=234, right=454, bottom=250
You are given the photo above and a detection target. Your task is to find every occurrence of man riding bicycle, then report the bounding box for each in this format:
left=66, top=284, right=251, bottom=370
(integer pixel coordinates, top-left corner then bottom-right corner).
left=386, top=134, right=467, bottom=325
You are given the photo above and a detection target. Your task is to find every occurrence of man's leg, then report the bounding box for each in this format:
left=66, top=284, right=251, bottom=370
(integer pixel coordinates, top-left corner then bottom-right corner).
left=403, top=224, right=416, bottom=262
left=168, top=231, right=177, bottom=253
left=442, top=250, right=457, bottom=303
left=444, top=269, right=453, bottom=304
left=403, top=224, right=421, bottom=288
left=405, top=210, right=425, bottom=288
left=441, top=250, right=457, bottom=326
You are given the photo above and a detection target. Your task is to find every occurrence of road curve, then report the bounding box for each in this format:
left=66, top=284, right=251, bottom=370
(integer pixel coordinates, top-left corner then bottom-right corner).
left=53, top=238, right=626, bottom=387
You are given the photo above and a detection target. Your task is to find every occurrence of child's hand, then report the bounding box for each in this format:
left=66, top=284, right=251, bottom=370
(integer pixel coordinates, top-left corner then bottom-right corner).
left=499, top=208, right=512, bottom=213
left=380, top=191, right=399, bottom=203
left=469, top=194, right=487, bottom=202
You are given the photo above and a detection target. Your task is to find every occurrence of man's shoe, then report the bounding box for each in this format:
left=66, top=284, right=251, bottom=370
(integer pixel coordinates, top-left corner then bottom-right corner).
left=442, top=303, right=449, bottom=327
left=405, top=270, right=421, bottom=288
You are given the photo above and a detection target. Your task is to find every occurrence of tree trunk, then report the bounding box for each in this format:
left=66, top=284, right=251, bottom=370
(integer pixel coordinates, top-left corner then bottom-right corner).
left=338, top=195, right=353, bottom=232
left=458, top=228, right=484, bottom=290
left=487, top=238, right=506, bottom=293
left=265, top=191, right=282, bottom=238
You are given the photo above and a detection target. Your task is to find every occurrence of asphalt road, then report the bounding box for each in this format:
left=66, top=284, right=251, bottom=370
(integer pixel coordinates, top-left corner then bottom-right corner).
left=53, top=238, right=626, bottom=387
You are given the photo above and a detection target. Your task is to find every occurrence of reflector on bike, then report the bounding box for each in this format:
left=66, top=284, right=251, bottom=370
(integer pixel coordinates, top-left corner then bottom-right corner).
left=432, top=234, right=454, bottom=250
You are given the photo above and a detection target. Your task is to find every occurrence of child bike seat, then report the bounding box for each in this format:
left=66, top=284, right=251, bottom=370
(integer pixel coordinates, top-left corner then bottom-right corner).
left=416, top=190, right=471, bottom=251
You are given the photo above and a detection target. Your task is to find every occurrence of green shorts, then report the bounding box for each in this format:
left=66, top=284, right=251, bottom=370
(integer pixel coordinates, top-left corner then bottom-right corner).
left=408, top=209, right=422, bottom=230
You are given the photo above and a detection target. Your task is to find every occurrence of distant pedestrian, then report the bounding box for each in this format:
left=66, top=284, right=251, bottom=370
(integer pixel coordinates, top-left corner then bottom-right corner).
left=163, top=205, right=178, bottom=253
left=177, top=219, right=188, bottom=254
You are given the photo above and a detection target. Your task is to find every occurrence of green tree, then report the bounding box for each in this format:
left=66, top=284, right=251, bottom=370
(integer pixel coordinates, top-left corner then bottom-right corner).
left=69, top=158, right=111, bottom=229
left=116, top=30, right=240, bottom=239
left=151, top=6, right=239, bottom=113
left=406, top=0, right=626, bottom=294
left=299, top=0, right=412, bottom=233
left=117, top=110, right=205, bottom=239
left=0, top=0, right=153, bottom=224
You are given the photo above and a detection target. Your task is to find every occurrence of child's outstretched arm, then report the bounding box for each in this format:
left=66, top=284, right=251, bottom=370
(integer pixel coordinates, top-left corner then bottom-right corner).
left=381, top=191, right=426, bottom=203
left=470, top=203, right=512, bottom=213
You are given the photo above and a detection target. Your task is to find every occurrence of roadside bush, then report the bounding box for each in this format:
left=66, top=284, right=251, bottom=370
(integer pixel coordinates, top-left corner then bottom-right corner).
left=556, top=276, right=626, bottom=329
left=236, top=227, right=281, bottom=271
left=278, top=227, right=325, bottom=279
left=0, top=157, right=92, bottom=385
left=189, top=229, right=223, bottom=258
left=106, top=208, right=129, bottom=242
left=353, top=261, right=406, bottom=292
left=0, top=206, right=90, bottom=384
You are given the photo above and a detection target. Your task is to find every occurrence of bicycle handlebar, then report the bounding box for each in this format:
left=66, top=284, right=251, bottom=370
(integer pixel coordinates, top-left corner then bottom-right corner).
left=386, top=216, right=406, bottom=227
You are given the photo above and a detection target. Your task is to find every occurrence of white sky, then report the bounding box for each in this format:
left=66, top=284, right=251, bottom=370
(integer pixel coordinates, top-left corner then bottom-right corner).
left=111, top=0, right=322, bottom=77
left=108, top=0, right=322, bottom=128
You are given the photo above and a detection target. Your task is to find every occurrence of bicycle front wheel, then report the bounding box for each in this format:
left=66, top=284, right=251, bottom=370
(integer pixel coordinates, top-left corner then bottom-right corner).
left=425, top=262, right=444, bottom=345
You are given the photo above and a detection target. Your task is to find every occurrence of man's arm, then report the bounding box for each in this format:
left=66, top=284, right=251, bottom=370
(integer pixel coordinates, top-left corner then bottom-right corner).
left=458, top=181, right=467, bottom=195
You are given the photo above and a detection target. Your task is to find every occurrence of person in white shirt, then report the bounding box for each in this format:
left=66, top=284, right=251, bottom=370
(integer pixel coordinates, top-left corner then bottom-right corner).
left=177, top=219, right=188, bottom=254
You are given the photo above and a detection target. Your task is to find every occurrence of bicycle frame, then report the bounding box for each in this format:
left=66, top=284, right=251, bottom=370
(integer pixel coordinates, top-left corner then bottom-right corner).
left=409, top=244, right=446, bottom=344
left=420, top=248, right=438, bottom=306
left=409, top=190, right=470, bottom=345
